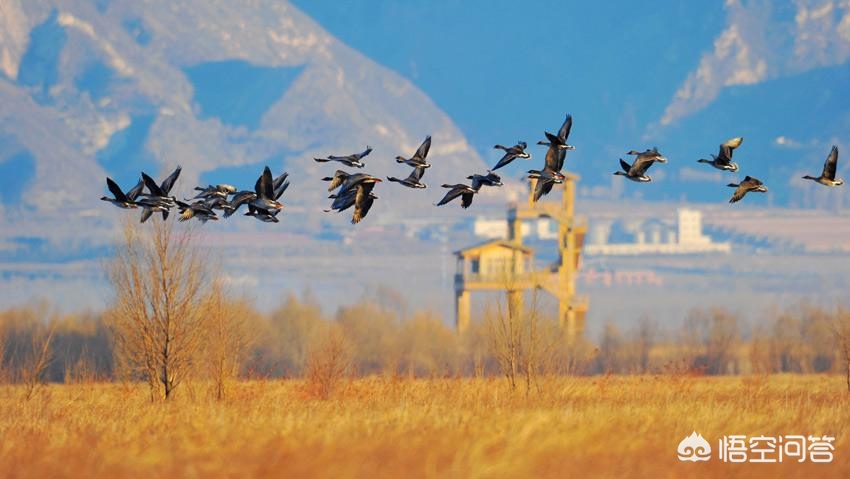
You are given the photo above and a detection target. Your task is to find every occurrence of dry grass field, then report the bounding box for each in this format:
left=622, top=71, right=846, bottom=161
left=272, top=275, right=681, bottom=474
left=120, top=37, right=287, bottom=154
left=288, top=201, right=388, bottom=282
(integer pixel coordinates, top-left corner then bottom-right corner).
left=0, top=375, right=848, bottom=478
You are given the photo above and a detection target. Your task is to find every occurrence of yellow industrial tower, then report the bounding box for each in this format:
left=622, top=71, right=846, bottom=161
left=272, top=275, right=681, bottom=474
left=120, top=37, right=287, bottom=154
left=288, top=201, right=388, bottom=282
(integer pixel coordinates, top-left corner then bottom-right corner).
left=454, top=173, right=588, bottom=340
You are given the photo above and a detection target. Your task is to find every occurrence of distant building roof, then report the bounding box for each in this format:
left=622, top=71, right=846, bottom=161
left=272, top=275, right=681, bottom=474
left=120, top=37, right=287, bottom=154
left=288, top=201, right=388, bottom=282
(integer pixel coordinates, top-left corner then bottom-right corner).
left=454, top=239, right=534, bottom=257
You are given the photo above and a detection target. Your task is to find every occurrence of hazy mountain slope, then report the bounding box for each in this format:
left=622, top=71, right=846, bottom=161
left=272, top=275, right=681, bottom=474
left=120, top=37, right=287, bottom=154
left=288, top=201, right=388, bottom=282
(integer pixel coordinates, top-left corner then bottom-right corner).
left=0, top=0, right=486, bottom=242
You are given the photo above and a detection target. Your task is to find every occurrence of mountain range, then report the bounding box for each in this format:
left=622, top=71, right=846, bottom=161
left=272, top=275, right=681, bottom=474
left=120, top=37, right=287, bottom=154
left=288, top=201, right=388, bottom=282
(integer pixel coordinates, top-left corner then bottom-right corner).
left=0, top=0, right=488, bottom=256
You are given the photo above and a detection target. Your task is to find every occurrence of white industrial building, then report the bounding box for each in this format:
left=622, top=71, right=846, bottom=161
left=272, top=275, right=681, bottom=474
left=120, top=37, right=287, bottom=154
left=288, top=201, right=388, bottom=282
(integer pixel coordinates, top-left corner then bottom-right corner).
left=583, top=208, right=731, bottom=255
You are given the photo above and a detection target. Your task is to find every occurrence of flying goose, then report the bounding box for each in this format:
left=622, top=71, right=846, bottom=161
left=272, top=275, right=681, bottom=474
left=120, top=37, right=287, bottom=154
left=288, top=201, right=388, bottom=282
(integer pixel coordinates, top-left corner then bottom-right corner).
left=387, top=165, right=427, bottom=189
left=802, top=146, right=843, bottom=187
left=529, top=170, right=566, bottom=202
left=697, top=137, right=743, bottom=172
left=324, top=180, right=380, bottom=224
left=201, top=195, right=235, bottom=216
left=322, top=170, right=352, bottom=192
left=467, top=171, right=503, bottom=190
left=727, top=176, right=768, bottom=203
left=101, top=177, right=143, bottom=209
left=527, top=147, right=567, bottom=201
left=435, top=183, right=477, bottom=209
left=333, top=173, right=383, bottom=196
left=314, top=146, right=373, bottom=168
left=543, top=143, right=567, bottom=173
left=325, top=188, right=370, bottom=213
left=527, top=168, right=565, bottom=183
left=492, top=141, right=531, bottom=170
left=244, top=203, right=280, bottom=223
left=627, top=147, right=667, bottom=164
left=613, top=148, right=667, bottom=182
left=396, top=136, right=432, bottom=168
left=352, top=183, right=378, bottom=224
left=537, top=114, right=575, bottom=150
left=325, top=190, right=378, bottom=223
left=224, top=167, right=286, bottom=217
left=136, top=199, right=171, bottom=223
left=249, top=166, right=284, bottom=212
left=191, top=184, right=237, bottom=200
left=613, top=158, right=652, bottom=182
left=140, top=167, right=181, bottom=220
left=324, top=175, right=381, bottom=206
left=175, top=200, right=219, bottom=223
left=140, top=168, right=181, bottom=197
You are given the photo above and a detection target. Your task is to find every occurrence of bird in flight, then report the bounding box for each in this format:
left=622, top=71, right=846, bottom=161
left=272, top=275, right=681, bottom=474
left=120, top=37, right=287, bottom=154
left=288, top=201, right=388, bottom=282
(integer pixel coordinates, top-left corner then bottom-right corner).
left=314, top=146, right=373, bottom=168
left=697, top=137, right=743, bottom=172
left=802, top=145, right=843, bottom=187
left=727, top=176, right=768, bottom=203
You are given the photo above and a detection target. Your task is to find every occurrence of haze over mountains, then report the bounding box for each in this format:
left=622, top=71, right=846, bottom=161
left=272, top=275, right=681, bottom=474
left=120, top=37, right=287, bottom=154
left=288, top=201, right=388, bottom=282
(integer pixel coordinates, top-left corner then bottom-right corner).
left=1, top=0, right=850, bottom=331
left=0, top=0, right=486, bottom=222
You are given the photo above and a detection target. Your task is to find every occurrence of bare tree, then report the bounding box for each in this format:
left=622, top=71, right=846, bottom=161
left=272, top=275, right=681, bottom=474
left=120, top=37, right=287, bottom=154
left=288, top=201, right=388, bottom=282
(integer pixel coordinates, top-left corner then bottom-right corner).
left=522, top=290, right=547, bottom=395
left=486, top=290, right=523, bottom=390
left=19, top=322, right=55, bottom=400
left=597, top=322, right=624, bottom=374
left=107, top=220, right=210, bottom=401
left=201, top=281, right=255, bottom=400
left=631, top=315, right=656, bottom=374
left=203, top=282, right=256, bottom=400
left=305, top=323, right=352, bottom=399
left=486, top=274, right=550, bottom=394
left=683, top=307, right=741, bottom=375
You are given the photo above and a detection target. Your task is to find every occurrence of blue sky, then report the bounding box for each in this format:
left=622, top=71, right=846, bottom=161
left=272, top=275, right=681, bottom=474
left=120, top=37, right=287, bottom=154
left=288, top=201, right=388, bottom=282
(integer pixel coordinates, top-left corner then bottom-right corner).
left=292, top=1, right=850, bottom=204
left=292, top=2, right=724, bottom=164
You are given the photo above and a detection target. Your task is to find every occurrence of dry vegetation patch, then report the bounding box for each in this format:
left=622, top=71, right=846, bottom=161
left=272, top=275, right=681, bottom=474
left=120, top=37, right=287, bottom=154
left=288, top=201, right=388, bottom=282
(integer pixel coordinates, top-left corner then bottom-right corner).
left=0, top=375, right=847, bottom=478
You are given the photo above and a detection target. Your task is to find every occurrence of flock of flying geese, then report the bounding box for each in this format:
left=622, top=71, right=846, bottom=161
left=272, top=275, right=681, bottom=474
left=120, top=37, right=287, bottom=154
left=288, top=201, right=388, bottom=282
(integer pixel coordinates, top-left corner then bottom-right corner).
left=100, top=165, right=289, bottom=223
left=617, top=136, right=843, bottom=203
left=101, top=113, right=844, bottom=223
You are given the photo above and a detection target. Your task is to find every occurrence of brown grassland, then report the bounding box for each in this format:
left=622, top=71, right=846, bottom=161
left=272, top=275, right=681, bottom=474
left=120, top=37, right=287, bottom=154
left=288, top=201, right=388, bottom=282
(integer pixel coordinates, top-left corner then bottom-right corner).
left=0, top=375, right=847, bottom=478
